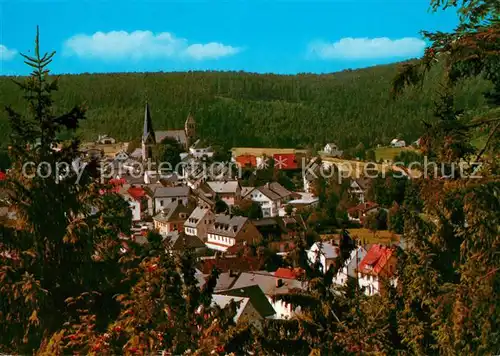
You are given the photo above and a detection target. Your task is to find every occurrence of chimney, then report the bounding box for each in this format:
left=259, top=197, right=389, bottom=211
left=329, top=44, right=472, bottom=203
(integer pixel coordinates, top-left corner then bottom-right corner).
left=229, top=269, right=234, bottom=277
left=276, top=278, right=283, bottom=288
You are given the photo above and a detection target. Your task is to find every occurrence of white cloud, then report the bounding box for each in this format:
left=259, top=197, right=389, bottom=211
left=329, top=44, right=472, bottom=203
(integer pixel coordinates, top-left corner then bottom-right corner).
left=309, top=37, right=426, bottom=60
left=0, top=44, right=17, bottom=61
left=63, top=30, right=242, bottom=61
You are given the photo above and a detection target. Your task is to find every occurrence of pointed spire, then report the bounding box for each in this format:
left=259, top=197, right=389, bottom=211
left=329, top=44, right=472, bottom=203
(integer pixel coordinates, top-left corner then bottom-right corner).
left=143, top=102, right=155, bottom=143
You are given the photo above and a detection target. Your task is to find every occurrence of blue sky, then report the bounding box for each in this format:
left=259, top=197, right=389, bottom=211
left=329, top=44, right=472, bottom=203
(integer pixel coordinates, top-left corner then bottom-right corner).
left=0, top=0, right=458, bottom=75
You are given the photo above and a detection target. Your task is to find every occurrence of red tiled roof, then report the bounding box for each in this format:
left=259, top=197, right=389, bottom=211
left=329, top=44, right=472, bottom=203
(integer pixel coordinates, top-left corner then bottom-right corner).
left=128, top=186, right=146, bottom=200
left=274, top=267, right=304, bottom=280
left=273, top=154, right=299, bottom=170
left=198, top=256, right=262, bottom=274
left=358, top=244, right=395, bottom=276
left=236, top=155, right=257, bottom=167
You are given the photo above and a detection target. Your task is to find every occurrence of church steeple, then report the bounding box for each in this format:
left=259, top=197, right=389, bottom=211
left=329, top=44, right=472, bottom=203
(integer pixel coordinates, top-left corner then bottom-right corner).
left=185, top=113, right=196, bottom=148
left=143, top=102, right=155, bottom=144
left=142, top=102, right=156, bottom=161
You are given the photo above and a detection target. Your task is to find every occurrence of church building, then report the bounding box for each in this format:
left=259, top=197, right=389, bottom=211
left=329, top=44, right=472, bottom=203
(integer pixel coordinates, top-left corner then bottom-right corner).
left=141, top=102, right=196, bottom=161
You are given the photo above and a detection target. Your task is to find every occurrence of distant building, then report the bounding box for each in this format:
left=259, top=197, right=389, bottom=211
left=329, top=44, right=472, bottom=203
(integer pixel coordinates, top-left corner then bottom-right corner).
left=347, top=202, right=379, bottom=223
left=390, top=138, right=406, bottom=148
left=206, top=180, right=242, bottom=206
left=96, top=134, right=116, bottom=145
left=184, top=206, right=215, bottom=242
left=231, top=272, right=305, bottom=319
left=323, top=143, right=343, bottom=157
left=153, top=201, right=192, bottom=236
left=141, top=102, right=196, bottom=161
left=163, top=230, right=205, bottom=253
left=357, top=244, right=398, bottom=296
left=206, top=214, right=262, bottom=252
left=307, top=241, right=340, bottom=273
left=150, top=185, right=190, bottom=213
left=244, top=182, right=294, bottom=217
left=189, top=139, right=214, bottom=159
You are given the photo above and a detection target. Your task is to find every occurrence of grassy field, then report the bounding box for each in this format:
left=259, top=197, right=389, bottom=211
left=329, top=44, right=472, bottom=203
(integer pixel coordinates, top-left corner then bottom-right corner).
left=320, top=229, right=400, bottom=245
left=320, top=156, right=421, bottom=179
left=374, top=146, right=416, bottom=162
left=348, top=228, right=400, bottom=244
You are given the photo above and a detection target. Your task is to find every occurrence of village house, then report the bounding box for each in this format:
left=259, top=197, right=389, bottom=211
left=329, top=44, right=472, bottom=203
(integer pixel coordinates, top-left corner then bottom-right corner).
left=184, top=206, right=215, bottom=242
left=205, top=214, right=262, bottom=252
left=349, top=178, right=370, bottom=204
left=96, top=134, right=116, bottom=145
left=244, top=182, right=293, bottom=217
left=189, top=139, right=214, bottom=159
left=334, top=246, right=367, bottom=286
left=118, top=185, right=151, bottom=222
left=206, top=180, right=241, bottom=206
left=153, top=201, right=193, bottom=236
left=307, top=241, right=340, bottom=273
left=280, top=192, right=319, bottom=215
left=151, top=186, right=190, bottom=213
left=390, top=138, right=406, bottom=148
left=163, top=230, right=205, bottom=254
left=210, top=295, right=261, bottom=325
left=231, top=272, right=305, bottom=320
left=347, top=201, right=379, bottom=223
left=357, top=244, right=398, bottom=296
left=215, top=285, right=277, bottom=324
left=323, top=143, right=343, bottom=157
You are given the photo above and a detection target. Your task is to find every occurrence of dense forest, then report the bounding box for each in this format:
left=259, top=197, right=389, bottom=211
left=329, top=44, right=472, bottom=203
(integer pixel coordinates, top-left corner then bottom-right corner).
left=0, top=62, right=491, bottom=151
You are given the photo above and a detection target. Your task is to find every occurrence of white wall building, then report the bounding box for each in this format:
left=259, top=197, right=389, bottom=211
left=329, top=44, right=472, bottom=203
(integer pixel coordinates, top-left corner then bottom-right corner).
left=152, top=186, right=190, bottom=213
left=184, top=206, right=215, bottom=242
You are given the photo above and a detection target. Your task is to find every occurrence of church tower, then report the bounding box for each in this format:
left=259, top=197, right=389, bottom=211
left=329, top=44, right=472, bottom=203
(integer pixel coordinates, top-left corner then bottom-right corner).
left=142, top=102, right=156, bottom=161
left=184, top=113, right=196, bottom=148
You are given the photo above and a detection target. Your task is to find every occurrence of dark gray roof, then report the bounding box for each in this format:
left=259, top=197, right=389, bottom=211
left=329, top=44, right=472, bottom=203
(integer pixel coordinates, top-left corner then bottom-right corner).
left=231, top=272, right=305, bottom=296
left=268, top=182, right=292, bottom=198
left=207, top=214, right=248, bottom=237
left=153, top=186, right=190, bottom=198
left=257, top=186, right=281, bottom=201
left=165, top=231, right=205, bottom=250
left=207, top=181, right=240, bottom=194
left=155, top=130, right=187, bottom=146
left=217, top=285, right=276, bottom=318
left=153, top=201, right=191, bottom=223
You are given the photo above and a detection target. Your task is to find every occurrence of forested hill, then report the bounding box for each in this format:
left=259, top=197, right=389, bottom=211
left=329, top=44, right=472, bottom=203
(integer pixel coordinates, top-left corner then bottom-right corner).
left=0, top=63, right=490, bottom=150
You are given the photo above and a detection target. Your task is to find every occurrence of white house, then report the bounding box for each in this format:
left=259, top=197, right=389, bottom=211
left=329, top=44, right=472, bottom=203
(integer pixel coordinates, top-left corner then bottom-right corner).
left=97, top=134, right=116, bottom=145
left=184, top=206, right=215, bottom=242
left=307, top=241, right=339, bottom=274
left=231, top=272, right=305, bottom=320
left=349, top=178, right=370, bottom=204
left=118, top=185, right=149, bottom=222
left=390, top=139, right=406, bottom=148
left=206, top=180, right=241, bottom=206
left=205, top=215, right=261, bottom=252
left=189, top=139, right=215, bottom=159
left=151, top=186, right=190, bottom=213
left=357, top=244, right=398, bottom=296
left=323, top=143, right=343, bottom=157
left=245, top=182, right=293, bottom=217
left=333, top=246, right=367, bottom=286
